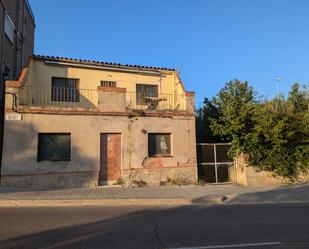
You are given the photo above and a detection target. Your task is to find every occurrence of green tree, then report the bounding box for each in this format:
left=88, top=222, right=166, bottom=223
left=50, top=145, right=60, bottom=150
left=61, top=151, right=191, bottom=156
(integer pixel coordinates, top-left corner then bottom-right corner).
left=249, top=83, right=309, bottom=178
left=196, top=98, right=225, bottom=142
left=210, top=79, right=258, bottom=157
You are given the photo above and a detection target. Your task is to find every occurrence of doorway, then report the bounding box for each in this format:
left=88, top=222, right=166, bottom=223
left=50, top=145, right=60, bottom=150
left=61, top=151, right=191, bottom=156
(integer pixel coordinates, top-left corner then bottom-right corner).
left=99, top=133, right=122, bottom=185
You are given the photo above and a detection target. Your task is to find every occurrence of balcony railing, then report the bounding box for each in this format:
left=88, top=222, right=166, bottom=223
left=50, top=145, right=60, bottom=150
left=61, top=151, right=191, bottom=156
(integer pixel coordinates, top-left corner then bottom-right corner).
left=125, top=92, right=186, bottom=111
left=16, top=86, right=188, bottom=111
left=18, top=86, right=98, bottom=109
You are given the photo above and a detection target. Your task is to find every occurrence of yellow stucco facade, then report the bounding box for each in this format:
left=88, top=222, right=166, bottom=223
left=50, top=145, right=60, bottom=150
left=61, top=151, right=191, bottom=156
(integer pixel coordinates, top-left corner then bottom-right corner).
left=16, top=56, right=189, bottom=111
left=2, top=56, right=197, bottom=188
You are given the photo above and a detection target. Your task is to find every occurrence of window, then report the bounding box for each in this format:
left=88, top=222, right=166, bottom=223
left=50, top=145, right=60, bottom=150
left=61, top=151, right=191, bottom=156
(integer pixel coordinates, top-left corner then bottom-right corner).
left=51, top=77, right=80, bottom=102
left=148, top=133, right=171, bottom=157
left=136, top=84, right=158, bottom=105
left=4, top=14, right=15, bottom=44
left=38, top=133, right=71, bottom=161
left=3, top=66, right=10, bottom=80
left=100, top=80, right=116, bottom=87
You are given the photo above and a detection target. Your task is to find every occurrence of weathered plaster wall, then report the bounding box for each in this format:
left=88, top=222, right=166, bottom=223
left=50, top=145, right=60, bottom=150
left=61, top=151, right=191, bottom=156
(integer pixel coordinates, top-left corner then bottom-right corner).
left=1, top=112, right=197, bottom=188
left=235, top=154, right=309, bottom=186
left=97, top=87, right=126, bottom=112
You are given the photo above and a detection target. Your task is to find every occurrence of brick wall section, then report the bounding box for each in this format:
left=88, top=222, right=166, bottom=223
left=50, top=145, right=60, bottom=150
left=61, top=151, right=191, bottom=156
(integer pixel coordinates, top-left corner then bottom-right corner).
left=142, top=157, right=164, bottom=169
left=97, top=86, right=126, bottom=93
left=185, top=91, right=195, bottom=114
left=185, top=91, right=195, bottom=97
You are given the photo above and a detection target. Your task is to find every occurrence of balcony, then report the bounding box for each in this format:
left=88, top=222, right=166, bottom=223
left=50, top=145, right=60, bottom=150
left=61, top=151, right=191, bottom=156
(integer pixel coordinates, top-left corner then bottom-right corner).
left=11, top=86, right=194, bottom=114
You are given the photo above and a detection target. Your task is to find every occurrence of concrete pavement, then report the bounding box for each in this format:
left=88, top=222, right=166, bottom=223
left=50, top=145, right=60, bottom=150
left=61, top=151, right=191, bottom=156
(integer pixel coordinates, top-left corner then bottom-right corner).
left=0, top=183, right=309, bottom=205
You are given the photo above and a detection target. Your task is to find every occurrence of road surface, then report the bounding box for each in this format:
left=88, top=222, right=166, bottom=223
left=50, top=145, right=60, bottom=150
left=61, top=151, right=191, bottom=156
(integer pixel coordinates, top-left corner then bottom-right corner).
left=0, top=203, right=309, bottom=249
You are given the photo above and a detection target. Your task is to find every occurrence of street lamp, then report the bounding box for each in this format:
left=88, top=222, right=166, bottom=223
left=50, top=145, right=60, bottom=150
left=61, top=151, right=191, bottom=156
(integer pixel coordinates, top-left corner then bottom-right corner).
left=275, top=77, right=281, bottom=96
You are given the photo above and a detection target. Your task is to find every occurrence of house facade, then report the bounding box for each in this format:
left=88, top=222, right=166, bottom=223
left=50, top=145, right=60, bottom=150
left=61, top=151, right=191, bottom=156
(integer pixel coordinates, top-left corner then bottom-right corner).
left=1, top=55, right=197, bottom=188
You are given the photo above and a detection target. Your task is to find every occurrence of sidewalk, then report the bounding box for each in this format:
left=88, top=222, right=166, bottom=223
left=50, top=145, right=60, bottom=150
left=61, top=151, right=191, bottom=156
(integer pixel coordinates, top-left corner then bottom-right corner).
left=0, top=183, right=308, bottom=206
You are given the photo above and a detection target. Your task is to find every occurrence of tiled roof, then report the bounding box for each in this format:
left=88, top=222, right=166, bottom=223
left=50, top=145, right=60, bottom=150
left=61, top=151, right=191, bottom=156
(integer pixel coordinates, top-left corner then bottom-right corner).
left=33, top=55, right=175, bottom=71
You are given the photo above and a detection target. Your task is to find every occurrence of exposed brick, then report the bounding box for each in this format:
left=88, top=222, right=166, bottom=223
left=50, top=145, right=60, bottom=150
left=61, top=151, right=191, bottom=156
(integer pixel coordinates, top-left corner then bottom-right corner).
left=185, top=91, right=195, bottom=97
left=142, top=157, right=164, bottom=169
left=97, top=86, right=126, bottom=93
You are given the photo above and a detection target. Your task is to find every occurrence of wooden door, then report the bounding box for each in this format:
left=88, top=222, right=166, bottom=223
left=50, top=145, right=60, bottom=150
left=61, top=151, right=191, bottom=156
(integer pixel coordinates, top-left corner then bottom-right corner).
left=99, top=133, right=121, bottom=185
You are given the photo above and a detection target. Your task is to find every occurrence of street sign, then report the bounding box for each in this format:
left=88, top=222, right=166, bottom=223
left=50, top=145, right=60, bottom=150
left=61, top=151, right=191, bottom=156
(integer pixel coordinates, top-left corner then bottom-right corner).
left=6, top=113, right=22, bottom=121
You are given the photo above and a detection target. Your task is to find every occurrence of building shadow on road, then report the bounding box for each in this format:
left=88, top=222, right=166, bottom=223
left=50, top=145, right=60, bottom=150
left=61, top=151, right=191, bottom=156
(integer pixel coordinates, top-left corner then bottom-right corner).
left=0, top=205, right=213, bottom=249
left=225, top=183, right=309, bottom=204
left=1, top=185, right=309, bottom=249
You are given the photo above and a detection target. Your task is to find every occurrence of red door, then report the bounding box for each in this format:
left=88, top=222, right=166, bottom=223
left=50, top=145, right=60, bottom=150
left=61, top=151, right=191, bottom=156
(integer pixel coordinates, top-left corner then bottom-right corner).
left=99, top=133, right=122, bottom=185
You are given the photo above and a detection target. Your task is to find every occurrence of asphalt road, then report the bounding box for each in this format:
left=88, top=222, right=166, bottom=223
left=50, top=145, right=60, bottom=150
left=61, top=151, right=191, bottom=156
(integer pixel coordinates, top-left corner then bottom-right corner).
left=0, top=203, right=309, bottom=249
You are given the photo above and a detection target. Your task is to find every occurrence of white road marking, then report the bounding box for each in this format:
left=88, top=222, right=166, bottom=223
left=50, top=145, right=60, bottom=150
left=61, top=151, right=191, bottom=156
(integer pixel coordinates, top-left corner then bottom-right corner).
left=169, top=241, right=282, bottom=249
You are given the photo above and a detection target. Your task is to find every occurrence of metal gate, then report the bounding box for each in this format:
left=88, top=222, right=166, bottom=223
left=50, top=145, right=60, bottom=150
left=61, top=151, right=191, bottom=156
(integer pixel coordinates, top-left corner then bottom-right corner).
left=197, top=143, right=235, bottom=184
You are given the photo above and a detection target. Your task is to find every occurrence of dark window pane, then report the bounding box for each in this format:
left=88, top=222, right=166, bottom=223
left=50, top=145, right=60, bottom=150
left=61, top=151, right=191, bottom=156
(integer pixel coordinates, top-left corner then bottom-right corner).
left=38, top=133, right=71, bottom=161
left=148, top=133, right=171, bottom=156
left=148, top=134, right=156, bottom=157
left=136, top=84, right=158, bottom=105
left=51, top=77, right=80, bottom=102
left=100, top=81, right=116, bottom=87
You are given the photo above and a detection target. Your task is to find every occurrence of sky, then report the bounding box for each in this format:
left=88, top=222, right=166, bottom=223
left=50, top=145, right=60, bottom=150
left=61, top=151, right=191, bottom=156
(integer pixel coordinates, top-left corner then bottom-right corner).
left=28, top=0, right=309, bottom=107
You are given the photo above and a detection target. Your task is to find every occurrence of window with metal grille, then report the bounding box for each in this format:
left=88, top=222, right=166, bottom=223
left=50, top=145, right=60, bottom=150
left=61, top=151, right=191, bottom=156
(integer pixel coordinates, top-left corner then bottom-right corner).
left=136, top=84, right=158, bottom=105
left=148, top=133, right=171, bottom=157
left=100, top=81, right=116, bottom=87
left=51, top=77, right=80, bottom=102
left=38, top=133, right=71, bottom=161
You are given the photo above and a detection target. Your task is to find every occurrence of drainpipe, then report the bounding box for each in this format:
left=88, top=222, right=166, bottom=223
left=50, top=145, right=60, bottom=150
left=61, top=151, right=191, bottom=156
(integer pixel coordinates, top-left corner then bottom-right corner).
left=0, top=0, right=5, bottom=83
left=19, top=0, right=25, bottom=74
left=0, top=0, right=5, bottom=182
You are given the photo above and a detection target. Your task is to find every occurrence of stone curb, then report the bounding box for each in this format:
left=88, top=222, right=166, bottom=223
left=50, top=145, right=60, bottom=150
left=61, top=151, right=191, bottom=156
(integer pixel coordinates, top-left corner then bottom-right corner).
left=1, top=196, right=307, bottom=206
left=223, top=200, right=309, bottom=205
left=0, top=196, right=228, bottom=207
left=0, top=199, right=194, bottom=206
left=222, top=194, right=309, bottom=205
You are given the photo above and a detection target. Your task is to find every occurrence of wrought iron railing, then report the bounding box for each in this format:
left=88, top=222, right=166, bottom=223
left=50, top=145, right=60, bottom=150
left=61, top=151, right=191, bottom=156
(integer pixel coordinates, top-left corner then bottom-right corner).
left=18, top=86, right=97, bottom=108
left=16, top=86, right=188, bottom=111
left=126, top=92, right=187, bottom=111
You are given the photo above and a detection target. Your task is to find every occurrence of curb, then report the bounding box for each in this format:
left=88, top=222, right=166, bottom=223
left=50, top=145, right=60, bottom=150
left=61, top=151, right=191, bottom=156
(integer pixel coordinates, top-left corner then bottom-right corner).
left=0, top=196, right=228, bottom=207
left=223, top=200, right=309, bottom=205
left=0, top=199, right=195, bottom=206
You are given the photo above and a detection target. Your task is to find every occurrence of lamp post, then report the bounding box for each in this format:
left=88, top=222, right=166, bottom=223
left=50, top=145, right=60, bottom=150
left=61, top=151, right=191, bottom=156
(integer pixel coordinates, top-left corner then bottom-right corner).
left=275, top=77, right=281, bottom=96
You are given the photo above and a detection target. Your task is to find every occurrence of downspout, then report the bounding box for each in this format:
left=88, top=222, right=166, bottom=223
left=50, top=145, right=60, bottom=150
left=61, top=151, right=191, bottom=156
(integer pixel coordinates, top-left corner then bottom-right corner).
left=20, top=0, right=25, bottom=73
left=0, top=0, right=5, bottom=182
left=0, top=0, right=5, bottom=82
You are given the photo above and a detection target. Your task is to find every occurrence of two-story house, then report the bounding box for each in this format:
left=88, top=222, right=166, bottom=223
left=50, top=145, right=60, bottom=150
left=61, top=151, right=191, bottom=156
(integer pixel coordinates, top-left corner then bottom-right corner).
left=1, top=55, right=197, bottom=188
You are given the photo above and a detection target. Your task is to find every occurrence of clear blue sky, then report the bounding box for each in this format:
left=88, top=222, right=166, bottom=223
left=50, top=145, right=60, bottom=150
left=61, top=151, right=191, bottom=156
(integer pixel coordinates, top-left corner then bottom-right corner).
left=28, top=0, right=309, bottom=107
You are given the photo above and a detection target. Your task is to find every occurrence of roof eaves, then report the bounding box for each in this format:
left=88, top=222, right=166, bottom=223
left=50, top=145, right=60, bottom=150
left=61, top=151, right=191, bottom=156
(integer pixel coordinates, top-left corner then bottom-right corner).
left=33, top=55, right=175, bottom=72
